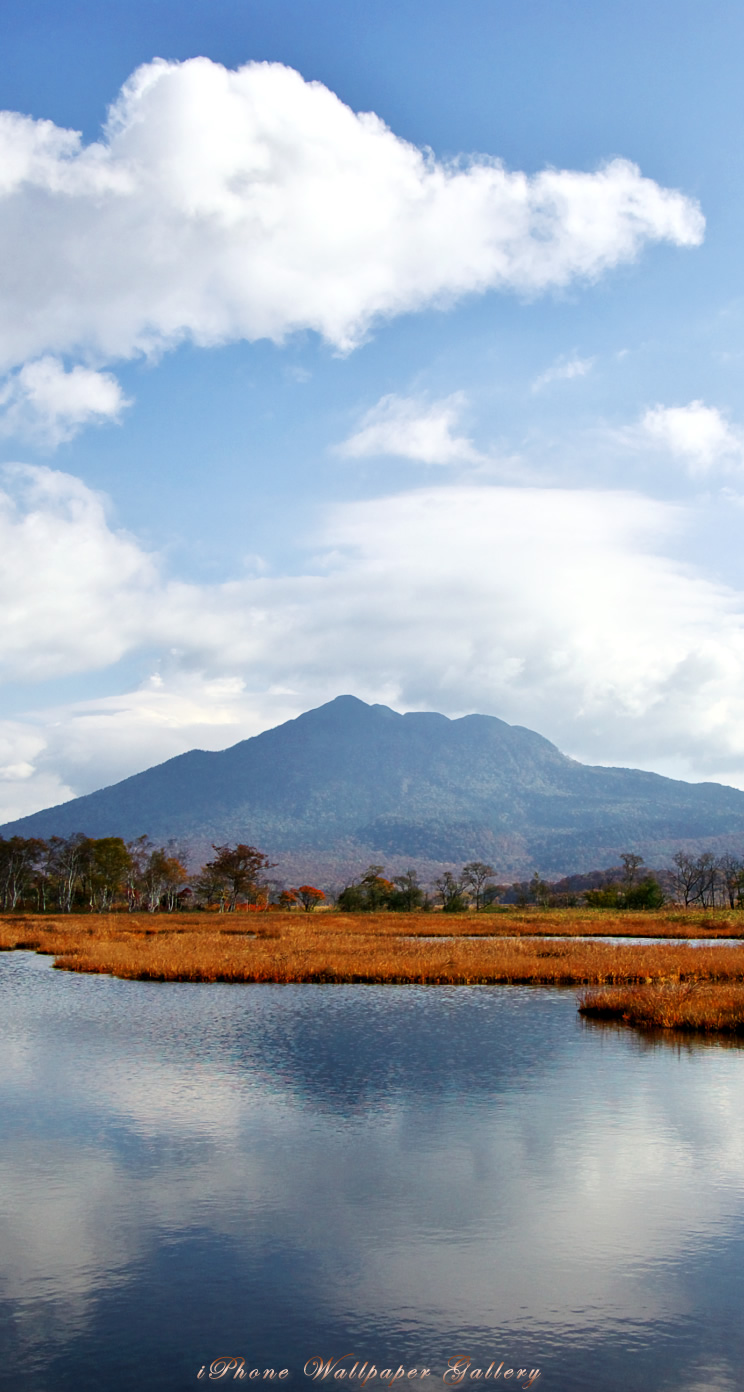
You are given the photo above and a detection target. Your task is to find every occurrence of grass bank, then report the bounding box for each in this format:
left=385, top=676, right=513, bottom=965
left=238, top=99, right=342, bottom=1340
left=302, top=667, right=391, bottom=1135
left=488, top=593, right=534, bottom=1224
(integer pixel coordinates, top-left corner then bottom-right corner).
left=579, top=982, right=744, bottom=1034
left=2, top=908, right=744, bottom=986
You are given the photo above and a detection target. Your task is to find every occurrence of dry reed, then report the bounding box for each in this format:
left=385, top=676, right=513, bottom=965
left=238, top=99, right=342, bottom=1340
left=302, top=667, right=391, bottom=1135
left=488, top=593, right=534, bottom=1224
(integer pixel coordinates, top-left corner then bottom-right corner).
left=578, top=982, right=744, bottom=1033
left=2, top=909, right=744, bottom=986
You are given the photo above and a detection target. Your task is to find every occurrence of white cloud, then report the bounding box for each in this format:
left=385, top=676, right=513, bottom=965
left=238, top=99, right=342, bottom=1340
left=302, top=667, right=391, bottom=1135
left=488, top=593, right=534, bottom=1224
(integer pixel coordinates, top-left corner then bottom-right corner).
left=7, top=465, right=744, bottom=818
left=641, top=400, right=744, bottom=474
left=0, top=464, right=157, bottom=681
left=5, top=675, right=303, bottom=814
left=0, top=357, right=128, bottom=444
left=532, top=354, right=595, bottom=392
left=338, top=392, right=483, bottom=464
left=0, top=57, right=703, bottom=378
left=0, top=721, right=75, bottom=821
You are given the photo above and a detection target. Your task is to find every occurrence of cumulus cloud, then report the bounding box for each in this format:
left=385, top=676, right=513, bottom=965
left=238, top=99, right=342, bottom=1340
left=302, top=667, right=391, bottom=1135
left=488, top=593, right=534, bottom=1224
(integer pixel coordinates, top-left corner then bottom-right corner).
left=0, top=57, right=704, bottom=377
left=0, top=721, right=75, bottom=822
left=641, top=400, right=744, bottom=474
left=6, top=465, right=744, bottom=819
left=0, top=464, right=157, bottom=680
left=0, top=357, right=128, bottom=444
left=531, top=354, right=594, bottom=392
left=337, top=392, right=483, bottom=464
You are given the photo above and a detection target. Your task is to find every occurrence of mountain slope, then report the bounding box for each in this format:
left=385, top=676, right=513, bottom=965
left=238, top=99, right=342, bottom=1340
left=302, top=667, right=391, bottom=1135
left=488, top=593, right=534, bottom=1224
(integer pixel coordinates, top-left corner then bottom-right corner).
left=3, top=695, right=744, bottom=878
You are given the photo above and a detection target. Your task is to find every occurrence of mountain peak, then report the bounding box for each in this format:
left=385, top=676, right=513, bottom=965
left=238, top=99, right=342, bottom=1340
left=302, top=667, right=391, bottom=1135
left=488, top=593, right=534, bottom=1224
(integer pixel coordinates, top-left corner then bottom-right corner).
left=3, top=695, right=744, bottom=879
left=298, top=694, right=400, bottom=722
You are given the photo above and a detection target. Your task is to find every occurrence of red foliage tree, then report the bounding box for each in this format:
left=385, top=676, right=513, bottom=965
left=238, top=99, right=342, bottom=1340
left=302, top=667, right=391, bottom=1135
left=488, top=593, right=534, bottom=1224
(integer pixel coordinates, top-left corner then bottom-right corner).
left=292, top=885, right=325, bottom=911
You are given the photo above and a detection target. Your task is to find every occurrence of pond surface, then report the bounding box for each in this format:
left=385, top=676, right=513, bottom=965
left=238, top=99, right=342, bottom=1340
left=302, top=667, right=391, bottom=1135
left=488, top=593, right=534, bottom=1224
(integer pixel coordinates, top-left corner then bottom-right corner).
left=2, top=952, right=744, bottom=1392
left=403, top=934, right=744, bottom=946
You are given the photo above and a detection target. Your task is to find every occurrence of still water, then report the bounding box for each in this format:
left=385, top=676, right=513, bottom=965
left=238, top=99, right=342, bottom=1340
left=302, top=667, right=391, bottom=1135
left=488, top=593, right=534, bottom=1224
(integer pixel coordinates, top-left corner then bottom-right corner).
left=2, top=952, right=744, bottom=1392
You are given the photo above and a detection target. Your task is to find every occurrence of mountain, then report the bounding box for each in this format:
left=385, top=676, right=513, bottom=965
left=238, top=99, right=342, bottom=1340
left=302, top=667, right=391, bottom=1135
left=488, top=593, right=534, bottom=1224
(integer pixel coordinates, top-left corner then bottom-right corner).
left=3, top=695, right=744, bottom=882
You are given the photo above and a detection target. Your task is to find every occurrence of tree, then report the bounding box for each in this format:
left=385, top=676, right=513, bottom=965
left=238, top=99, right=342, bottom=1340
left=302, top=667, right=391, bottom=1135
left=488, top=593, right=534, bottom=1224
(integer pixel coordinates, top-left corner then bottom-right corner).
left=482, top=883, right=509, bottom=907
left=138, top=848, right=189, bottom=912
left=434, top=871, right=469, bottom=912
left=123, top=835, right=152, bottom=911
left=192, top=859, right=226, bottom=909
left=87, top=838, right=132, bottom=911
left=529, top=872, right=552, bottom=907
left=669, top=851, right=718, bottom=907
left=29, top=839, right=59, bottom=912
left=717, top=854, right=744, bottom=909
left=585, top=869, right=664, bottom=910
left=292, top=885, right=325, bottom=911
left=584, top=883, right=622, bottom=909
left=624, top=877, right=664, bottom=909
left=198, top=843, right=274, bottom=912
left=620, top=853, right=645, bottom=889
left=388, top=869, right=424, bottom=911
left=337, top=866, right=394, bottom=911
left=0, top=836, right=47, bottom=910
left=697, top=852, right=720, bottom=908
left=47, top=834, right=91, bottom=912
left=461, top=861, right=495, bottom=911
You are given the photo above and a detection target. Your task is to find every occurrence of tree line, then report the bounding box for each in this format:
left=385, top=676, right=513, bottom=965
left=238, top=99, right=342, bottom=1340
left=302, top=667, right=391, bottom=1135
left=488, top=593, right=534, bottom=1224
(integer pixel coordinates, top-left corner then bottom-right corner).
left=0, top=834, right=312, bottom=914
left=337, top=850, right=744, bottom=911
left=3, top=833, right=744, bottom=913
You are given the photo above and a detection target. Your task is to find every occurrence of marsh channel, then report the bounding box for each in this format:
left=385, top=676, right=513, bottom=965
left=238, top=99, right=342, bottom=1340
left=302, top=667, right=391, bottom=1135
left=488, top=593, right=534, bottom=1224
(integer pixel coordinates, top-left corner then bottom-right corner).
left=2, top=950, right=744, bottom=1392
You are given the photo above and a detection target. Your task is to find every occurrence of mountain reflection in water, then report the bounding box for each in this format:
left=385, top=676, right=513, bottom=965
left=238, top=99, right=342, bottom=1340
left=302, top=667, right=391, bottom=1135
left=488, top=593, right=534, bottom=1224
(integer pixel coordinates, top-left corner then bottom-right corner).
left=1, top=952, right=744, bottom=1392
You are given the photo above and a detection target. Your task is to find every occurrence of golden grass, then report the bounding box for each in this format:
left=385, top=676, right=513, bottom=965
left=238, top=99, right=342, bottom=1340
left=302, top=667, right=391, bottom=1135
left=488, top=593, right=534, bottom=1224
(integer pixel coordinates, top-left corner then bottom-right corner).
left=578, top=982, right=744, bottom=1033
left=2, top=908, right=744, bottom=986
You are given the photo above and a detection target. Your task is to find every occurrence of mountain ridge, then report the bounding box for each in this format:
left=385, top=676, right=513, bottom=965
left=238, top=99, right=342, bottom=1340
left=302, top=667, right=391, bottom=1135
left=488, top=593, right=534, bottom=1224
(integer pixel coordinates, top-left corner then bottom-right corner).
left=3, top=694, right=744, bottom=881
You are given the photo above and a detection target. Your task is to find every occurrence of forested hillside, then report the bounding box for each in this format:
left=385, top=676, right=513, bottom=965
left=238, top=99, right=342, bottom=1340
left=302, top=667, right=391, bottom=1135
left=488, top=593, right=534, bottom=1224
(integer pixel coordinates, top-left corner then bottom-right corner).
left=4, top=695, right=744, bottom=879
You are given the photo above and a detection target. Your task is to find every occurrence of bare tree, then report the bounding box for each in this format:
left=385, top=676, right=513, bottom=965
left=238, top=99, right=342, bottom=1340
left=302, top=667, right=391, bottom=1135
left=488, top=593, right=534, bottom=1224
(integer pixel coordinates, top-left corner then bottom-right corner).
left=461, top=861, right=495, bottom=911
left=620, top=853, right=645, bottom=889
left=701, top=853, right=721, bottom=907
left=434, top=871, right=468, bottom=912
left=0, top=837, right=46, bottom=910
left=717, top=853, right=744, bottom=909
left=49, top=834, right=91, bottom=913
left=669, top=851, right=718, bottom=907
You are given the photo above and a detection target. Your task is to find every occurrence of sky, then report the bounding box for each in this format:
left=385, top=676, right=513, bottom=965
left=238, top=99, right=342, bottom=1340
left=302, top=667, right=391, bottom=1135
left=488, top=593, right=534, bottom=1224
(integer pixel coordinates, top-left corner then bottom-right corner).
left=2, top=0, right=744, bottom=819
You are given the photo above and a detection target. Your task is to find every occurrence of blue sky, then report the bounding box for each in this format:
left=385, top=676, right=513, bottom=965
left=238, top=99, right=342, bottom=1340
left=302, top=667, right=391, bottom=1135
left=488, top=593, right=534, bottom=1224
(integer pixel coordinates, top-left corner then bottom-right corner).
left=2, top=0, right=744, bottom=818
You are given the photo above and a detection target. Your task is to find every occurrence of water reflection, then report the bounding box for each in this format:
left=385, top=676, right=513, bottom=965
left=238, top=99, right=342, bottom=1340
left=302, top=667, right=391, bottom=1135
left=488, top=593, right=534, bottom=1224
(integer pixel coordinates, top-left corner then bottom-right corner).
left=1, top=952, right=744, bottom=1392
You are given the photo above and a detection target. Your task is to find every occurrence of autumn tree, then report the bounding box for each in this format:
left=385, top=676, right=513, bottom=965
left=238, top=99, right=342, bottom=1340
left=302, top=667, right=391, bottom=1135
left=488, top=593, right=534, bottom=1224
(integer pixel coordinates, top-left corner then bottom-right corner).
left=292, top=885, right=325, bottom=911
left=199, top=843, right=274, bottom=912
left=138, top=847, right=189, bottom=912
left=337, top=866, right=394, bottom=911
left=88, top=838, right=133, bottom=911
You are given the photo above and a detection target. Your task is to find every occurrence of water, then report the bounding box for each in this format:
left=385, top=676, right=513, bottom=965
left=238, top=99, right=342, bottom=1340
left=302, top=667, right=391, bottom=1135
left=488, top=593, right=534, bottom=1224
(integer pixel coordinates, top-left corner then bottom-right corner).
left=2, top=952, right=744, bottom=1392
left=403, top=934, right=744, bottom=946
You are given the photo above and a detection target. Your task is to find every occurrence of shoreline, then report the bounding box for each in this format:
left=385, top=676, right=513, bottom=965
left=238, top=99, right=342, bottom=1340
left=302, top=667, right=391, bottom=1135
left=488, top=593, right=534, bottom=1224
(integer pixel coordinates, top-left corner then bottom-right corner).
left=5, top=909, right=744, bottom=1035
